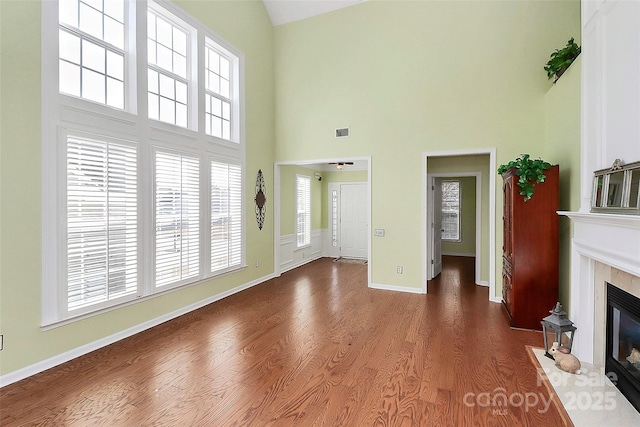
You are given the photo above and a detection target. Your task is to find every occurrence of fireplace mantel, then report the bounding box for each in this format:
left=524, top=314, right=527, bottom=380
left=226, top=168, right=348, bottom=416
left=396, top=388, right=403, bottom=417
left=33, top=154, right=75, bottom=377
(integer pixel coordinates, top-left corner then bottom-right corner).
left=559, top=211, right=640, bottom=279
left=559, top=211, right=640, bottom=367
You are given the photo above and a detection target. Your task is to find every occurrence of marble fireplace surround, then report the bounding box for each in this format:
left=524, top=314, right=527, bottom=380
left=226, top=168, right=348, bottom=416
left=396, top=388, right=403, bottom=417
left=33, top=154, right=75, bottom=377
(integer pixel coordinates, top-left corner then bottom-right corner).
left=560, top=212, right=640, bottom=367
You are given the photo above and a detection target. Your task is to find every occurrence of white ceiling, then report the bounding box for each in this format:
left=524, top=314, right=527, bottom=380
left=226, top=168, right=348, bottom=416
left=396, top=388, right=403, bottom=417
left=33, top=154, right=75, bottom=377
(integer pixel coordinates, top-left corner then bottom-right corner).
left=263, top=0, right=366, bottom=26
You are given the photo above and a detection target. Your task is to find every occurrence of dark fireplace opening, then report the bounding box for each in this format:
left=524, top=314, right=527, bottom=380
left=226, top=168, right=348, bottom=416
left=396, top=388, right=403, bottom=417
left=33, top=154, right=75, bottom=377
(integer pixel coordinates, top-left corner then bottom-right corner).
left=606, top=283, right=640, bottom=413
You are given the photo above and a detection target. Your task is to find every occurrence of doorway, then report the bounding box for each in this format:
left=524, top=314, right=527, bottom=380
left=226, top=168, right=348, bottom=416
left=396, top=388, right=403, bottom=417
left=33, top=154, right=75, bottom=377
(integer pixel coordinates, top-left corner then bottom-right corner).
left=274, top=158, right=371, bottom=282
left=423, top=149, right=497, bottom=301
left=428, top=174, right=479, bottom=279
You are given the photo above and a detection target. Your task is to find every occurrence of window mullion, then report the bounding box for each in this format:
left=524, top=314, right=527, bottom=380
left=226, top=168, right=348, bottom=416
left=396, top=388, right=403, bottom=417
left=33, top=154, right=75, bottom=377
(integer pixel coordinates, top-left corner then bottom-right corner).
left=206, top=90, right=231, bottom=106
left=59, top=24, right=126, bottom=56
left=148, top=64, right=189, bottom=86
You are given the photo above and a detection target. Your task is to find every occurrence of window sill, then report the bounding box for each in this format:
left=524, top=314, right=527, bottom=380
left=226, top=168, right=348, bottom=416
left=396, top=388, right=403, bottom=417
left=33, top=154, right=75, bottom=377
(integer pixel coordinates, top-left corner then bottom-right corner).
left=41, top=264, right=247, bottom=331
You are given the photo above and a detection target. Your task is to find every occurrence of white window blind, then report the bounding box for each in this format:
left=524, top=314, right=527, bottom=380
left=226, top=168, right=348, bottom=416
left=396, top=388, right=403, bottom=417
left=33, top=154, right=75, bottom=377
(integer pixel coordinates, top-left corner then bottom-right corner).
left=155, top=152, right=200, bottom=287
left=441, top=180, right=461, bottom=241
left=296, top=175, right=311, bottom=247
left=66, top=136, right=138, bottom=311
left=59, top=0, right=126, bottom=109
left=211, top=161, right=242, bottom=272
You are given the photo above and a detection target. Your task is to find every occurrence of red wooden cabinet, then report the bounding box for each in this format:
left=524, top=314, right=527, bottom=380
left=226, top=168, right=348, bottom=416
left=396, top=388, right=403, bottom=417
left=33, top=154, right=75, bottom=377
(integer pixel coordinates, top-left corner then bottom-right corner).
left=501, top=165, right=559, bottom=330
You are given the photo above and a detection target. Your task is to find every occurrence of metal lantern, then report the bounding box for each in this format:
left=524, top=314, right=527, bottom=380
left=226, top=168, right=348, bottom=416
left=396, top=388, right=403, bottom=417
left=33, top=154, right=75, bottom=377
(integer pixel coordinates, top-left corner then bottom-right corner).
left=541, top=302, right=577, bottom=359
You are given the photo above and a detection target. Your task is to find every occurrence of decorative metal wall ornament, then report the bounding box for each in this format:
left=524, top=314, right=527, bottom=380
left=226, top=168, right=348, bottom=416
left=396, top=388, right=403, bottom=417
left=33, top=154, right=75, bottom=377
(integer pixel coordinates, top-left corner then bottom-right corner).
left=254, top=169, right=266, bottom=230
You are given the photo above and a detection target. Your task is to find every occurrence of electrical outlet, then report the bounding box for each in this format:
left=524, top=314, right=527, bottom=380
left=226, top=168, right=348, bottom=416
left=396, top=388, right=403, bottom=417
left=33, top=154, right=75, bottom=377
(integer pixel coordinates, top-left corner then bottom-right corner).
left=0, top=335, right=3, bottom=351
left=374, top=229, right=385, bottom=237
left=397, top=266, right=403, bottom=274
left=255, top=260, right=260, bottom=267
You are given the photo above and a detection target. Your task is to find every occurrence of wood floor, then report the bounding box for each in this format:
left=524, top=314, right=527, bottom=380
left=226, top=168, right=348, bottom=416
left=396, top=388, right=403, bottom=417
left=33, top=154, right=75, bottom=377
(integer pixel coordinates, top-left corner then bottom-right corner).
left=1, top=256, right=565, bottom=426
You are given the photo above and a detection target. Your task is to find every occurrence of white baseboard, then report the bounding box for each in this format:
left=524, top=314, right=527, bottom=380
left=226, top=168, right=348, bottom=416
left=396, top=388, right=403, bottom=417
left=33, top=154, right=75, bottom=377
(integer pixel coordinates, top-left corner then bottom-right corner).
left=0, top=272, right=276, bottom=388
left=369, top=282, right=426, bottom=294
left=477, top=280, right=489, bottom=287
left=280, top=254, right=322, bottom=274
left=442, top=252, right=476, bottom=257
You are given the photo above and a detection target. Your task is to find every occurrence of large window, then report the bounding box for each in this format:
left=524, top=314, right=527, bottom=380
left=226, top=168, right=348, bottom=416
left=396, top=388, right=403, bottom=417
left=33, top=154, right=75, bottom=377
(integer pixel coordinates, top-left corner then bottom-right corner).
left=43, top=0, right=245, bottom=324
left=441, top=180, right=461, bottom=241
left=296, top=175, right=311, bottom=247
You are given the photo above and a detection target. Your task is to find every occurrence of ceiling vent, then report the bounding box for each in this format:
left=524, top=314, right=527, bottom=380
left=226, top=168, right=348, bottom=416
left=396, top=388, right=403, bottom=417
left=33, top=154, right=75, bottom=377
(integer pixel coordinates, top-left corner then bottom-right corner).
left=335, top=127, right=350, bottom=138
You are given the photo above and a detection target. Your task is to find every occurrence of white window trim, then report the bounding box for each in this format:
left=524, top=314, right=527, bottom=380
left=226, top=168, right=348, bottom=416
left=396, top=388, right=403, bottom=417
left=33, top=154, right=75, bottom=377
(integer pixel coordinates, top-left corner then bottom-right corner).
left=41, top=0, right=246, bottom=327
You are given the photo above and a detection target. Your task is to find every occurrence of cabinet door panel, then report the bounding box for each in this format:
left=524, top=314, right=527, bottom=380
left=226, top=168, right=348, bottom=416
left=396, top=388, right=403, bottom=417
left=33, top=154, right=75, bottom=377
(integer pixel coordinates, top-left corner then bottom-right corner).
left=502, top=176, right=513, bottom=264
left=502, top=260, right=513, bottom=317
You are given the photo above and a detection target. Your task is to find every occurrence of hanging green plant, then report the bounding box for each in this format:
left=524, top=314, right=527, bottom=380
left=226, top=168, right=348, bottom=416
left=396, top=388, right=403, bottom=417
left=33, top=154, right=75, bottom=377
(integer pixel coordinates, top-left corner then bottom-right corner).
left=498, top=154, right=552, bottom=202
left=544, top=37, right=581, bottom=83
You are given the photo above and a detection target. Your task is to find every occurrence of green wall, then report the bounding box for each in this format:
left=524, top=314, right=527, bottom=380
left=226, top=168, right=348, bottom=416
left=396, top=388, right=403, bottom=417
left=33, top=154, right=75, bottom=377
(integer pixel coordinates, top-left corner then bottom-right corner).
left=0, top=0, right=275, bottom=377
left=441, top=176, right=477, bottom=256
left=274, top=0, right=580, bottom=291
left=279, top=165, right=323, bottom=235
left=543, top=57, right=582, bottom=314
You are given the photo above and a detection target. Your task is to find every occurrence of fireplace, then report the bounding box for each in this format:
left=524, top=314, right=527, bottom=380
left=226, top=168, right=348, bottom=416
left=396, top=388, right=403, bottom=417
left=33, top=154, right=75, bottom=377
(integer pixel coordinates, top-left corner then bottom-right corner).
left=606, top=283, right=640, bottom=412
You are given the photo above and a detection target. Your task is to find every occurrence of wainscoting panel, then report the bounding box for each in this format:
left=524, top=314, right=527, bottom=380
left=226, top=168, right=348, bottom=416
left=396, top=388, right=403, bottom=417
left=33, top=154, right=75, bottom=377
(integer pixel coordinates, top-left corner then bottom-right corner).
left=279, top=229, right=323, bottom=273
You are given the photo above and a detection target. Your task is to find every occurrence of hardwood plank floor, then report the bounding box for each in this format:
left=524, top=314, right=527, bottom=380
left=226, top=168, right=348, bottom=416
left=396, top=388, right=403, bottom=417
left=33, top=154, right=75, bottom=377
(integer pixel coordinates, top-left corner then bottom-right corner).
left=0, top=256, right=565, bottom=426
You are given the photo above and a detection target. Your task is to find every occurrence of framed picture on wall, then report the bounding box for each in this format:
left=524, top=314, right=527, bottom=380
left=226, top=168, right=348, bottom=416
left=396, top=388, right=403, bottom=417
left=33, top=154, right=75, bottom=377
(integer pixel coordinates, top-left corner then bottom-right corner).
left=592, top=159, right=640, bottom=214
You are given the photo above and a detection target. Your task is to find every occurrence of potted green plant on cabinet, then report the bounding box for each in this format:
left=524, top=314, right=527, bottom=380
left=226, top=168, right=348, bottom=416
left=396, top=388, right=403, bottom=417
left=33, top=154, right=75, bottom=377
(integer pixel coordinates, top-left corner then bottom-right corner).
left=498, top=154, right=552, bottom=202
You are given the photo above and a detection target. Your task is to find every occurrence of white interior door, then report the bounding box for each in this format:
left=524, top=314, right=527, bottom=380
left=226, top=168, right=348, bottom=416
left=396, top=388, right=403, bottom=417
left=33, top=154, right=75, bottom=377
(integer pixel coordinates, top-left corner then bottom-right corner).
left=432, top=178, right=443, bottom=277
left=340, top=183, right=368, bottom=259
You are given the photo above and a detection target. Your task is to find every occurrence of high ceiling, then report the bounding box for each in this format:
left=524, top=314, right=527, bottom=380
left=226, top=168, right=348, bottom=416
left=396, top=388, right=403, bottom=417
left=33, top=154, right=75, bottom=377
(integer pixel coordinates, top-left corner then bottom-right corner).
left=263, top=0, right=366, bottom=26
